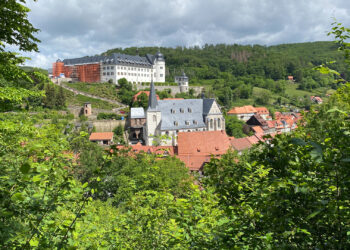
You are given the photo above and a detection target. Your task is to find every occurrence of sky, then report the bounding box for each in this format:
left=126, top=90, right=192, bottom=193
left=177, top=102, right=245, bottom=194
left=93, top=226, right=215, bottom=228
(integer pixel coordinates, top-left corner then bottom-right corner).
left=21, top=0, right=350, bottom=69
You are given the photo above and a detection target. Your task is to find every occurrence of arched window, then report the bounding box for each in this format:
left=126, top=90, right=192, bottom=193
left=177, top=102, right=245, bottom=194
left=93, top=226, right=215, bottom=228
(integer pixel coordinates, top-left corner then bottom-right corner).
left=218, top=118, right=221, bottom=128
left=188, top=108, right=192, bottom=113
left=210, top=119, right=213, bottom=129
left=153, top=115, right=156, bottom=122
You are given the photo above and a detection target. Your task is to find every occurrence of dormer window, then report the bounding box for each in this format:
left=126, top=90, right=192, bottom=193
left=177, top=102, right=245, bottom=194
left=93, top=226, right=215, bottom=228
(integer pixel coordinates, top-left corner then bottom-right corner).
left=180, top=108, right=184, bottom=113
left=171, top=109, right=176, bottom=114
left=174, top=121, right=178, bottom=126
left=193, top=120, right=198, bottom=125
left=185, top=121, right=190, bottom=125
left=188, top=108, right=192, bottom=113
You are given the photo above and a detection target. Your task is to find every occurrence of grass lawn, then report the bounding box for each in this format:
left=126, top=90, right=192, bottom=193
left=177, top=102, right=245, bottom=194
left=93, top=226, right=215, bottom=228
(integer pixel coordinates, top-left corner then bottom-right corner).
left=64, top=82, right=120, bottom=101
left=63, top=88, right=119, bottom=110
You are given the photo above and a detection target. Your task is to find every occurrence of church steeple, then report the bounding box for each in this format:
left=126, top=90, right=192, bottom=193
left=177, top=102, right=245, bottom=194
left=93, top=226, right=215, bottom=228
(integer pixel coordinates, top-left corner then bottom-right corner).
left=148, top=81, right=158, bottom=110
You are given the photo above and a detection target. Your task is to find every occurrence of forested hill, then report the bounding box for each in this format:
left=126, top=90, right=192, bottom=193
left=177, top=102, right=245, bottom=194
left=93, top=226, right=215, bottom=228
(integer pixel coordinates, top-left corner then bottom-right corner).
left=103, top=41, right=349, bottom=83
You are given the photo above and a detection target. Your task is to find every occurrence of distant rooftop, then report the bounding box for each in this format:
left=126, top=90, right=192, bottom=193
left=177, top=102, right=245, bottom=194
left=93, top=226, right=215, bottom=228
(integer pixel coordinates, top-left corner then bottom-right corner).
left=130, top=107, right=145, bottom=119
left=62, top=52, right=160, bottom=67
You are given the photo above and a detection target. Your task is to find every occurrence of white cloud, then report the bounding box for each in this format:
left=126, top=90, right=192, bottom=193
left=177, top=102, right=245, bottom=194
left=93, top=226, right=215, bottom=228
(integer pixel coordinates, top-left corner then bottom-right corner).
left=21, top=0, right=350, bottom=68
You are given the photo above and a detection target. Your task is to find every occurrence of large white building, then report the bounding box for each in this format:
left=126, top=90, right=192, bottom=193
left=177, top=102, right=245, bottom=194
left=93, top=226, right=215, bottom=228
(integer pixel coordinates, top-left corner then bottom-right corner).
left=144, top=81, right=225, bottom=146
left=62, top=51, right=165, bottom=84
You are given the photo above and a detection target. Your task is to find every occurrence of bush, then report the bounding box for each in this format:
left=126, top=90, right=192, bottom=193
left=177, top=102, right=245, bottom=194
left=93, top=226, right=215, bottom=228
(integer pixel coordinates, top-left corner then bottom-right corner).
left=97, top=112, right=123, bottom=120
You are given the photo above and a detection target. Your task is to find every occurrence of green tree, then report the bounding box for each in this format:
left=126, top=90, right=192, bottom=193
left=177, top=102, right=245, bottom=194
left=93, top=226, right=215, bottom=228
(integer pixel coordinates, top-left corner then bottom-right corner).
left=225, top=115, right=246, bottom=138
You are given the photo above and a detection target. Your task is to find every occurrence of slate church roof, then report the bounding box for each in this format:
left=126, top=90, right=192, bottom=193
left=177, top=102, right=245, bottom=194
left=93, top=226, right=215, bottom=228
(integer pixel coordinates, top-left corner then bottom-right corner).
left=157, top=99, right=207, bottom=130
left=63, top=53, right=155, bottom=67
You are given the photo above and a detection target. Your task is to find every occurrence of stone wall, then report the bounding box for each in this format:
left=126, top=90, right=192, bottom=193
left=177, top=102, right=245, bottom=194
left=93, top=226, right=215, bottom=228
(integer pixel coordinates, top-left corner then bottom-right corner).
left=93, top=120, right=125, bottom=132
left=134, top=84, right=204, bottom=96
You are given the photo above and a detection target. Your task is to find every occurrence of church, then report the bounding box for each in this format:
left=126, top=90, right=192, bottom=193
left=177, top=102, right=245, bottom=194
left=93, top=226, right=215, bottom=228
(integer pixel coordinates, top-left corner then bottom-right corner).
left=144, top=81, right=225, bottom=146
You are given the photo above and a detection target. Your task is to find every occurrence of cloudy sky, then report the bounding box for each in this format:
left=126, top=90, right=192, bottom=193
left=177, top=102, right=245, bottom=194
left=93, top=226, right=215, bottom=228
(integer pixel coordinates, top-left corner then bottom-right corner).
left=22, top=0, right=350, bottom=69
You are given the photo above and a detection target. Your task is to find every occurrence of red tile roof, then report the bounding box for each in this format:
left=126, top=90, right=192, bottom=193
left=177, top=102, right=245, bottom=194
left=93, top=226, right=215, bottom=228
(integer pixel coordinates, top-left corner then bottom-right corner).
left=89, top=132, right=114, bottom=141
left=177, top=130, right=232, bottom=170
left=255, top=107, right=269, bottom=115
left=132, top=91, right=159, bottom=102
left=229, top=137, right=253, bottom=151
left=227, top=105, right=257, bottom=115
left=252, top=126, right=264, bottom=134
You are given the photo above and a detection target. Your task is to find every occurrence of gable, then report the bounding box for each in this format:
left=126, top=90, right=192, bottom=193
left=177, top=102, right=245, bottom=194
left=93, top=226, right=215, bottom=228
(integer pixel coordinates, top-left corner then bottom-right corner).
left=207, top=100, right=222, bottom=114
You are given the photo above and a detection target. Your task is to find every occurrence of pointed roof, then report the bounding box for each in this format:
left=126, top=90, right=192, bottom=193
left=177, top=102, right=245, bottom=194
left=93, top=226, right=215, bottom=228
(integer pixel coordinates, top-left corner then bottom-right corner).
left=148, top=81, right=158, bottom=110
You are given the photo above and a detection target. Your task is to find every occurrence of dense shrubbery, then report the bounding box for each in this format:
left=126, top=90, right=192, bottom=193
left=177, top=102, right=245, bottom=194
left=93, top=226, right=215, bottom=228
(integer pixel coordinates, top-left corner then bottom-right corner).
left=97, top=112, right=123, bottom=120
left=2, top=2, right=350, bottom=247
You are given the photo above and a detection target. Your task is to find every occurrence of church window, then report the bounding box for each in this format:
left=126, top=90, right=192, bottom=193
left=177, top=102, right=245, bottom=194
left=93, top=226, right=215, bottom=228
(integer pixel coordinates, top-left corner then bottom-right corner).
left=188, top=108, right=192, bottom=113
left=210, top=119, right=213, bottom=129
left=153, top=115, right=156, bottom=122
left=180, top=108, right=184, bottom=113
left=218, top=118, right=221, bottom=128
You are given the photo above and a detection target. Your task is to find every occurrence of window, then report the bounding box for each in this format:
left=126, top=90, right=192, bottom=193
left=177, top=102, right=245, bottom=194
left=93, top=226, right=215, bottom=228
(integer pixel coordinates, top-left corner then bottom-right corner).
left=138, top=68, right=140, bottom=71
left=154, top=73, right=156, bottom=77
left=185, top=121, right=190, bottom=125
left=153, top=115, right=156, bottom=122
left=180, top=108, right=184, bottom=113
left=174, top=121, right=178, bottom=126
left=171, top=109, right=176, bottom=114
left=210, top=119, right=213, bottom=129
left=160, top=74, right=163, bottom=77
left=107, top=72, right=110, bottom=76
left=218, top=118, right=221, bottom=128
left=117, top=72, right=120, bottom=75
left=117, top=66, right=120, bottom=69
left=166, top=131, right=169, bottom=136
left=193, top=120, right=198, bottom=125
left=160, top=66, right=163, bottom=69
left=111, top=72, right=114, bottom=75
left=103, top=67, right=106, bottom=70
left=107, top=66, right=110, bottom=70
left=188, top=108, right=192, bottom=113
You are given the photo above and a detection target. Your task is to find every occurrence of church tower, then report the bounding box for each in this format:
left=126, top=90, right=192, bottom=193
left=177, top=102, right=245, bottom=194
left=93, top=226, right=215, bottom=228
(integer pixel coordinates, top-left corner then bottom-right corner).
left=144, top=81, right=162, bottom=145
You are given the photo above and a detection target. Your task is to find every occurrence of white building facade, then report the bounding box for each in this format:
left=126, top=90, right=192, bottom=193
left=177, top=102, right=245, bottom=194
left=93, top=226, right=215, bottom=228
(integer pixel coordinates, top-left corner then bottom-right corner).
left=63, top=51, right=166, bottom=84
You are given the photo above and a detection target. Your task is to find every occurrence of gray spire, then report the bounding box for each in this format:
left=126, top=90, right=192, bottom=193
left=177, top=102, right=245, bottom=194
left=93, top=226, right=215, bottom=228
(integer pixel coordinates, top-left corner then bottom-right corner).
left=148, top=81, right=158, bottom=110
